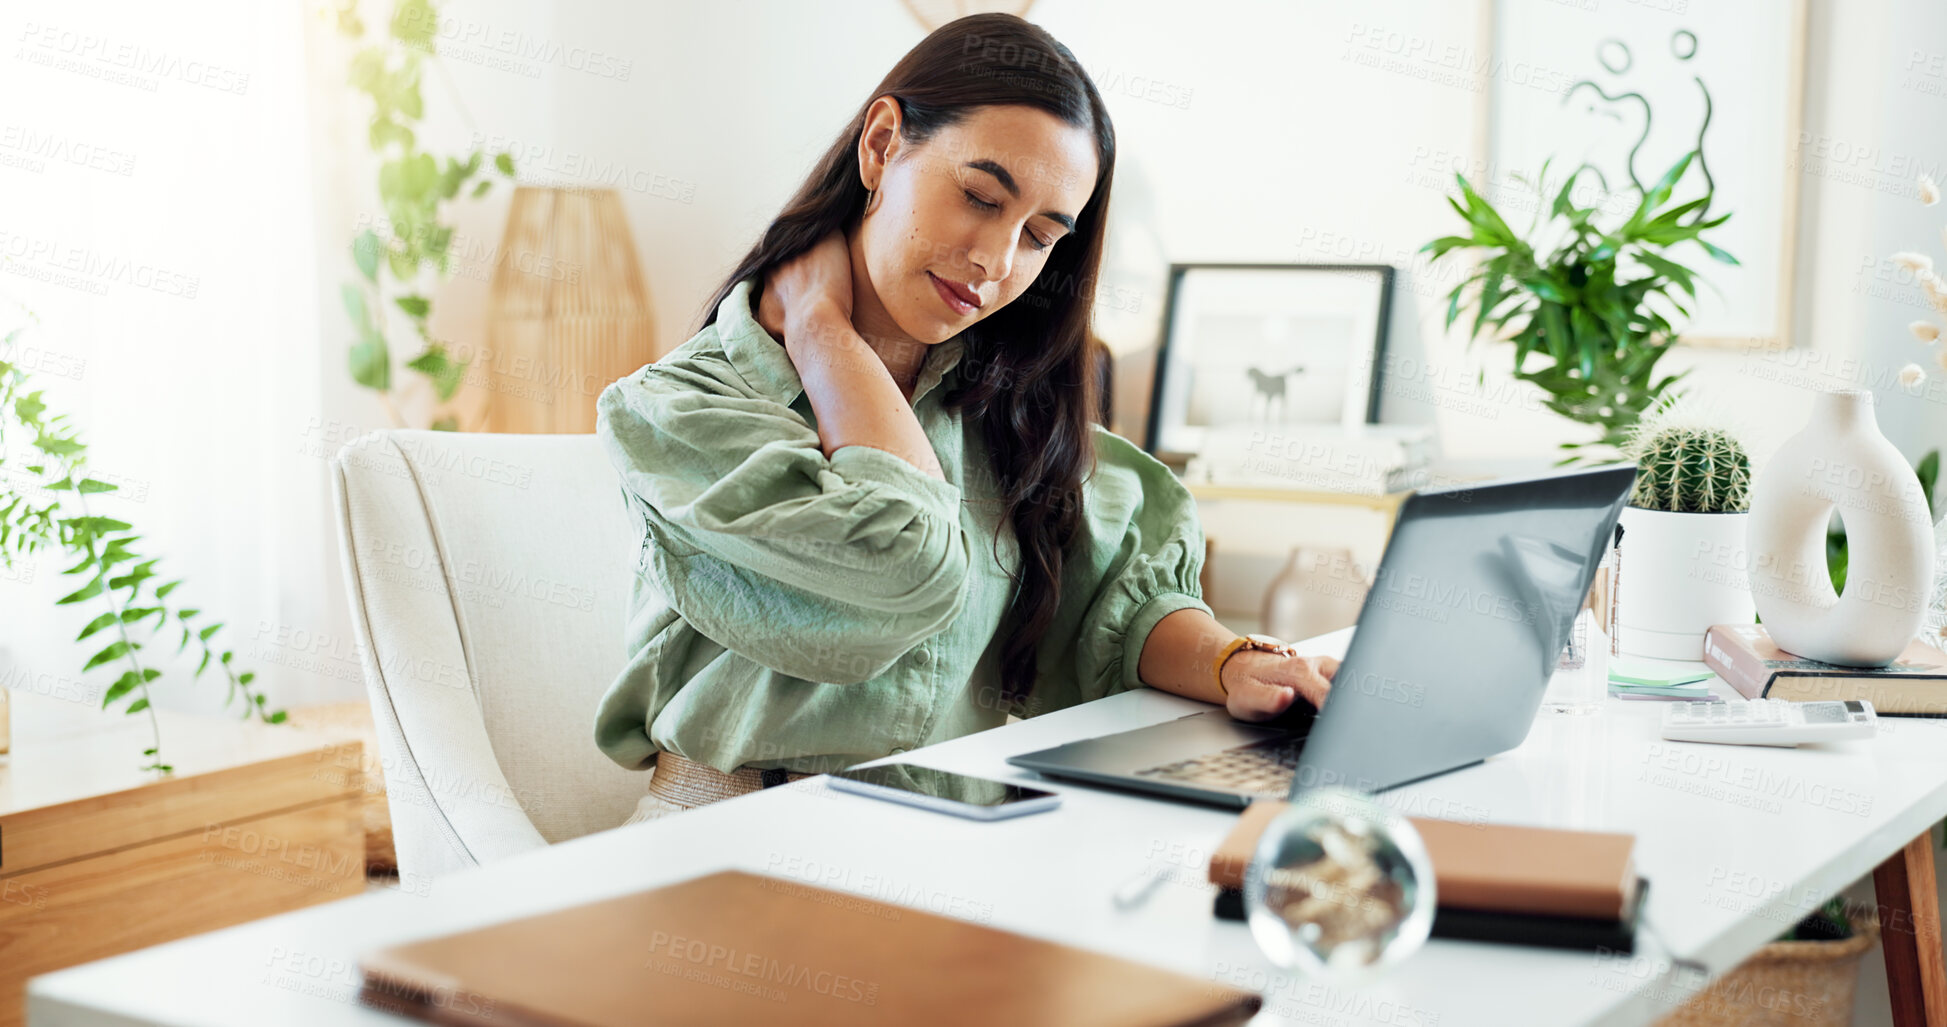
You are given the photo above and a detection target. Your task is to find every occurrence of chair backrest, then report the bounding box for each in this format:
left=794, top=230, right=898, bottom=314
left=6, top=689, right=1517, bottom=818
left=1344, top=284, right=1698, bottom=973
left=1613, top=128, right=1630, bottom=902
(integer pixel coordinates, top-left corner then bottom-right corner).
left=331, top=430, right=644, bottom=851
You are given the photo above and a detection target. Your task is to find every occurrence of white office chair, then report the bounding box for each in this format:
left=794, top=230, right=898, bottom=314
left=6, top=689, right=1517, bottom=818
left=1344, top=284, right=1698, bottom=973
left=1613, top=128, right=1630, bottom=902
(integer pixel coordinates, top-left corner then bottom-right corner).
left=329, top=430, right=646, bottom=882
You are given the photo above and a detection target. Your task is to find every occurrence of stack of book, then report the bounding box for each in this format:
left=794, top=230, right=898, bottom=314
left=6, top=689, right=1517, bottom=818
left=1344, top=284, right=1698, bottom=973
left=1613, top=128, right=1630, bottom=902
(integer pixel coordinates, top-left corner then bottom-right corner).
left=1704, top=624, right=1947, bottom=715
left=1190, top=423, right=1435, bottom=496
left=1207, top=802, right=1646, bottom=952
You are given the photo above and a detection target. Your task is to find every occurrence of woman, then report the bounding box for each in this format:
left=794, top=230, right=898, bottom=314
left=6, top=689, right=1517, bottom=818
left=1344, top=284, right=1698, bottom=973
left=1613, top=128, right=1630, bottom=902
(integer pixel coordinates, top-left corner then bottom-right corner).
left=594, top=13, right=1335, bottom=826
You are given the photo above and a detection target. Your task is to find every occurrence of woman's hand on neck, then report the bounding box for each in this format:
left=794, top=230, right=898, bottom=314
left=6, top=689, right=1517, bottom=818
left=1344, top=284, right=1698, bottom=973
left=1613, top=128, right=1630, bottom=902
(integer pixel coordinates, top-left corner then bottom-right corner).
left=757, top=231, right=852, bottom=343
left=757, top=226, right=925, bottom=399
left=766, top=229, right=944, bottom=478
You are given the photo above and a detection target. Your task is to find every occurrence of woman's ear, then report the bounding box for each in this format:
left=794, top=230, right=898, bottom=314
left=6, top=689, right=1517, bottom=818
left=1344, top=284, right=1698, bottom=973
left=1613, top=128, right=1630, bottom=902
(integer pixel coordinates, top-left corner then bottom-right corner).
left=857, top=95, right=902, bottom=192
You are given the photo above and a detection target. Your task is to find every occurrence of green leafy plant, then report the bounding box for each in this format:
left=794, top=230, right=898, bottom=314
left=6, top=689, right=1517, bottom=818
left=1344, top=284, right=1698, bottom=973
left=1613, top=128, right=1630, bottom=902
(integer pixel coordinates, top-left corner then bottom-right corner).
left=0, top=299, right=285, bottom=772
left=1826, top=448, right=1938, bottom=593
left=1627, top=422, right=1751, bottom=514
left=1423, top=150, right=1737, bottom=464
left=330, top=0, right=516, bottom=431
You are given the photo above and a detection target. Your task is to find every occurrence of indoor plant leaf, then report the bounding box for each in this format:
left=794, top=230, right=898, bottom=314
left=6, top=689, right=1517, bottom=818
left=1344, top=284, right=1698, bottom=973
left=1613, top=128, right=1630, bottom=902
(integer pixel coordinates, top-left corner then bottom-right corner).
left=352, top=230, right=383, bottom=282
left=349, top=338, right=391, bottom=391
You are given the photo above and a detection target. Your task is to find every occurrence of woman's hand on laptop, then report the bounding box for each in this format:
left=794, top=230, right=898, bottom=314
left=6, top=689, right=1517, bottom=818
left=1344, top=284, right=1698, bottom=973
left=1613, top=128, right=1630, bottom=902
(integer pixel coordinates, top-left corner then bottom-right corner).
left=1222, top=651, right=1337, bottom=722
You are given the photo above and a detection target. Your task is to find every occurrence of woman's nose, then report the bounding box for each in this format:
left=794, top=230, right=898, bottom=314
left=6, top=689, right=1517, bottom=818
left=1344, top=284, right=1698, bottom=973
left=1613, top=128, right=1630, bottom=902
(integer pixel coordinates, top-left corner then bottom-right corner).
left=964, top=227, right=1015, bottom=285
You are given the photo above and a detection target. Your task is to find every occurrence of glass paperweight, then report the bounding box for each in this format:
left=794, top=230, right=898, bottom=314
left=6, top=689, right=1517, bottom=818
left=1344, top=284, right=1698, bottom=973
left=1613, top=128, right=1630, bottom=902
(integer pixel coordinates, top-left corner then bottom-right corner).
left=1243, top=787, right=1435, bottom=982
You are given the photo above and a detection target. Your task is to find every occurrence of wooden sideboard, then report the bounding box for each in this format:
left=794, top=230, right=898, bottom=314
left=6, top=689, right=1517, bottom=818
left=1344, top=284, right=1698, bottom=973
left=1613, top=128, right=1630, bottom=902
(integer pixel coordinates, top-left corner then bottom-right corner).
left=0, top=690, right=365, bottom=1027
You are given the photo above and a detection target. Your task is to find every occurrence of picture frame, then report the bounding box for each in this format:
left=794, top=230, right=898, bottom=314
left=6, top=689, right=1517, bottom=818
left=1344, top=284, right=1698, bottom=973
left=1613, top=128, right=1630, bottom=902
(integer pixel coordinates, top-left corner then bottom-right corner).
left=1484, top=0, right=1809, bottom=350
left=1143, top=263, right=1395, bottom=464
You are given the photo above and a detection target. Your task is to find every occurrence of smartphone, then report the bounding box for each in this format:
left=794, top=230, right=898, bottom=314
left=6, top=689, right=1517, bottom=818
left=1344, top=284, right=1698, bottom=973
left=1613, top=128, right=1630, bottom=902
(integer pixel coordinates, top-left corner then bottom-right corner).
left=826, top=763, right=1060, bottom=821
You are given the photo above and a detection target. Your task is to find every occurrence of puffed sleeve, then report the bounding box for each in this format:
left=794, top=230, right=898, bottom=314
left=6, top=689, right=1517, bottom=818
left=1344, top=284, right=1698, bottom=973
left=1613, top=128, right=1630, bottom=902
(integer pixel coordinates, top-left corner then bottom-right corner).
left=1033, top=425, right=1213, bottom=711
left=595, top=356, right=971, bottom=685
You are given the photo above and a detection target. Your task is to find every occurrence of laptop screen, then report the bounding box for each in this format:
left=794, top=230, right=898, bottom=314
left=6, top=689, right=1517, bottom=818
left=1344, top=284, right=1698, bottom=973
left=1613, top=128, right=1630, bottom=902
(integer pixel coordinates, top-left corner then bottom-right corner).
left=1290, top=465, right=1636, bottom=795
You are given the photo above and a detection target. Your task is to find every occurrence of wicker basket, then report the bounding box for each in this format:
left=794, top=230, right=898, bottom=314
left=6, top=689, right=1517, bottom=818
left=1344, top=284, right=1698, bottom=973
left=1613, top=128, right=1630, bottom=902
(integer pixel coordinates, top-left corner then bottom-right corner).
left=1655, top=909, right=1880, bottom=1027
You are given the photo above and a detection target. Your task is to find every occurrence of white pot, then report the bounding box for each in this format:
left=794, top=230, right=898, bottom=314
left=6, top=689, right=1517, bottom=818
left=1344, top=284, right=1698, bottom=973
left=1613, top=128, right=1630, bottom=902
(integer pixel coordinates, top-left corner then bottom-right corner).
left=1615, top=506, right=1756, bottom=660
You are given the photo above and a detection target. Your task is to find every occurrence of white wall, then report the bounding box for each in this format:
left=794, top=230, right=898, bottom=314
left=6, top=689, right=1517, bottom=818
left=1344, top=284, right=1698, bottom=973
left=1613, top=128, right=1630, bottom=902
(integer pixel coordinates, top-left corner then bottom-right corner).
left=6, top=0, right=1942, bottom=710
left=363, top=0, right=1947, bottom=623
left=1810, top=0, right=1947, bottom=463
left=0, top=0, right=333, bottom=721
left=362, top=0, right=1493, bottom=616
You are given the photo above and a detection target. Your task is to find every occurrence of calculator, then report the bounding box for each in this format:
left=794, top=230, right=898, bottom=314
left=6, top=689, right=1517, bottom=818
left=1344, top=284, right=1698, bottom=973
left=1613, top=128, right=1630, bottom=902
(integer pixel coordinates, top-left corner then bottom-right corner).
left=1660, top=698, right=1878, bottom=746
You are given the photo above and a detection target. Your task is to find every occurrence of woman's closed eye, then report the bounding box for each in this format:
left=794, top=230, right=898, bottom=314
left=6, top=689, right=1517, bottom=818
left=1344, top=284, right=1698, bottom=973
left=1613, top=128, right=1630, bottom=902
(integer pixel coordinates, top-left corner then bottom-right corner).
left=963, top=190, right=1051, bottom=250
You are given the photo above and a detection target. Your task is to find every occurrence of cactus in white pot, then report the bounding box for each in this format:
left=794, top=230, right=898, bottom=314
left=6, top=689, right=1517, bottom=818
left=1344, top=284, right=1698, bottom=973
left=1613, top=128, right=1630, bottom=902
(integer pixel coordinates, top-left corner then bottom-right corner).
left=1631, top=425, right=1752, bottom=515
left=1615, top=404, right=1758, bottom=660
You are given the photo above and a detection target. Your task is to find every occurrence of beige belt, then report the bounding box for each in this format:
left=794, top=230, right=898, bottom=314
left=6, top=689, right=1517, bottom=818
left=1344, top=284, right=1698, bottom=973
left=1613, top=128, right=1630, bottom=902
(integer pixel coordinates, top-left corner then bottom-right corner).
left=646, top=751, right=816, bottom=809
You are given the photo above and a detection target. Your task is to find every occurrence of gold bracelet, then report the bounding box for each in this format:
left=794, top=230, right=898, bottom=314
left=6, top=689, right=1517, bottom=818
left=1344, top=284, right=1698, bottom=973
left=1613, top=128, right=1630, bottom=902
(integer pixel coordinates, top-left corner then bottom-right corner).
left=1212, top=634, right=1302, bottom=698
left=1211, top=636, right=1252, bottom=697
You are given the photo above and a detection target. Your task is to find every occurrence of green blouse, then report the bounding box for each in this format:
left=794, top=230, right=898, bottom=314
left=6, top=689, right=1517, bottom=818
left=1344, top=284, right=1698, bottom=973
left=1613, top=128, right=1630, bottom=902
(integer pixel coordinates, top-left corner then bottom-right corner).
left=592, top=277, right=1212, bottom=776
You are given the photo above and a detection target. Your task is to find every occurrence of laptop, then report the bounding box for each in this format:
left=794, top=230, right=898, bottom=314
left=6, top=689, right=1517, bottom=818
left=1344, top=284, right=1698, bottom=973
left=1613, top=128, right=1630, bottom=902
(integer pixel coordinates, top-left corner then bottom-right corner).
left=1007, top=464, right=1636, bottom=808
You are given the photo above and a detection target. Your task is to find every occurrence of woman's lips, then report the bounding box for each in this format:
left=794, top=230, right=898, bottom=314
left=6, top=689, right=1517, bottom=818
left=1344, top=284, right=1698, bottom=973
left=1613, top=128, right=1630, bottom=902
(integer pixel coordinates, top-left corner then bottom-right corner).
left=928, top=271, right=980, bottom=316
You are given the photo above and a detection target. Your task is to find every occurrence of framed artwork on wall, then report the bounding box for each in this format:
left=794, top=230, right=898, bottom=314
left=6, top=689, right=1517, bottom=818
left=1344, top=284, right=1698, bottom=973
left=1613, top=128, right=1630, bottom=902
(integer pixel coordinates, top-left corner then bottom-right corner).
left=1143, top=263, right=1395, bottom=465
left=1485, top=0, right=1810, bottom=350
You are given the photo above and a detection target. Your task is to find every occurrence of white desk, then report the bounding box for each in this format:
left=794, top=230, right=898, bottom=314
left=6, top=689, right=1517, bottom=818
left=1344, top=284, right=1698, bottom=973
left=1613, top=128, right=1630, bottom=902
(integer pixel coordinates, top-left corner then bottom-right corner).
left=28, top=629, right=1947, bottom=1026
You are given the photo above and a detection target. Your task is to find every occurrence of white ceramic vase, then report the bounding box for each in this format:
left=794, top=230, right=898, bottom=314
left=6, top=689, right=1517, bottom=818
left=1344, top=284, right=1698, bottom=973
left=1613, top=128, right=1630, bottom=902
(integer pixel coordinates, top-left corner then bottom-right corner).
left=1746, top=389, right=1935, bottom=667
left=1260, top=546, right=1368, bottom=642
left=1615, top=506, right=1756, bottom=660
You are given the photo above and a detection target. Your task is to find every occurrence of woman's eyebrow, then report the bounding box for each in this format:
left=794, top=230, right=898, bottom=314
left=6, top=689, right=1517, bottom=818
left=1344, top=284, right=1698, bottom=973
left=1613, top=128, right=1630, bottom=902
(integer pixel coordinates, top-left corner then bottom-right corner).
left=963, top=158, right=1021, bottom=196
left=963, top=158, right=1077, bottom=232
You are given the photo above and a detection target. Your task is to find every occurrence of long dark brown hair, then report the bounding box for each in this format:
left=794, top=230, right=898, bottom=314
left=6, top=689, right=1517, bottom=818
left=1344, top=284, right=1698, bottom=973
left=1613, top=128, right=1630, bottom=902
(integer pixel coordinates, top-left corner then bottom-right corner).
left=698, top=13, right=1114, bottom=706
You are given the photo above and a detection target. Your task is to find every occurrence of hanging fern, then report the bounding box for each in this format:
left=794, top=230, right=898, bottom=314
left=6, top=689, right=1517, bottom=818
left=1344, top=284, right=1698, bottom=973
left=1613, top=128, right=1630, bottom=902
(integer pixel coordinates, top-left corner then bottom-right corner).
left=0, top=298, right=285, bottom=773
left=329, top=0, right=518, bottom=431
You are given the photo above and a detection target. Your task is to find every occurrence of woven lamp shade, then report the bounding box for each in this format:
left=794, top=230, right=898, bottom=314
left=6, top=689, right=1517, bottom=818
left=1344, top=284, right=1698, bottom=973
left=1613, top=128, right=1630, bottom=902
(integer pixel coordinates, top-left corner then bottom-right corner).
left=484, top=186, right=657, bottom=433
left=899, top=0, right=1036, bottom=30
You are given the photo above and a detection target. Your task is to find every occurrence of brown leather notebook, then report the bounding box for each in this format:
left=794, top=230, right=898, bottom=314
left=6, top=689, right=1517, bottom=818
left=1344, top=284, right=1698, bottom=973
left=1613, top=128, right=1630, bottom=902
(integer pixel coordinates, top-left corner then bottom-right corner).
left=1207, top=802, right=1637, bottom=920
left=358, top=870, right=1260, bottom=1027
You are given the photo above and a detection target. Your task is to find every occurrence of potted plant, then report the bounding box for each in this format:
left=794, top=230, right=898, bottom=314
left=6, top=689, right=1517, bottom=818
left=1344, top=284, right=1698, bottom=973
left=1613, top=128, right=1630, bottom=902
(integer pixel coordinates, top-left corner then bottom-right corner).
left=1421, top=149, right=1736, bottom=465
left=1659, top=899, right=1880, bottom=1027
left=1613, top=404, right=1755, bottom=660
left=1421, top=40, right=1739, bottom=467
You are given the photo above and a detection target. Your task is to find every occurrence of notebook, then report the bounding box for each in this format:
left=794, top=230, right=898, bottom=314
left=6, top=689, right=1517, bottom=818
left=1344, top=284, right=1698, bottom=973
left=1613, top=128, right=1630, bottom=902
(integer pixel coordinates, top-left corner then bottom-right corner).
left=1206, top=803, right=1646, bottom=951
left=1209, top=883, right=1649, bottom=952
left=1608, top=664, right=1719, bottom=701
left=358, top=869, right=1262, bottom=1027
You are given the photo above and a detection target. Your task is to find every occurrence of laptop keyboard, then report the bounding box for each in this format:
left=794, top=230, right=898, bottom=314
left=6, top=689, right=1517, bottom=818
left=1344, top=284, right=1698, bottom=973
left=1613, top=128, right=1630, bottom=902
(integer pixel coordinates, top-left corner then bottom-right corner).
left=1133, top=735, right=1307, bottom=797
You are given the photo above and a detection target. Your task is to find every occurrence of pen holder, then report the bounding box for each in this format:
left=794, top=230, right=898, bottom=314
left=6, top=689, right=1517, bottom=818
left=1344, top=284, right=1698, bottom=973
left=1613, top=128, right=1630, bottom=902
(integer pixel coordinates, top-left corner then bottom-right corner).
left=1546, top=553, right=1616, bottom=715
